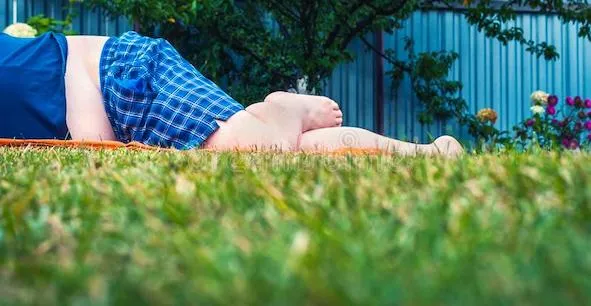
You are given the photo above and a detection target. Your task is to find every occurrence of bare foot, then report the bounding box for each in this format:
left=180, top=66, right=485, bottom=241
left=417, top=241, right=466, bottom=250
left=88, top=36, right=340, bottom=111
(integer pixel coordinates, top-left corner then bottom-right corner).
left=264, top=91, right=343, bottom=131
left=432, top=135, right=464, bottom=158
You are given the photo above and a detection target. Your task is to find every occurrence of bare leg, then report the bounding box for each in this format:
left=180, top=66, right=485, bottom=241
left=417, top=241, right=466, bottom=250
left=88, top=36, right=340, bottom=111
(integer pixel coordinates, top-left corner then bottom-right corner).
left=203, top=110, right=293, bottom=151
left=244, top=102, right=304, bottom=148
left=205, top=95, right=343, bottom=150
left=242, top=95, right=344, bottom=148
left=263, top=91, right=343, bottom=131
left=203, top=112, right=463, bottom=157
left=299, top=127, right=464, bottom=157
left=261, top=92, right=463, bottom=156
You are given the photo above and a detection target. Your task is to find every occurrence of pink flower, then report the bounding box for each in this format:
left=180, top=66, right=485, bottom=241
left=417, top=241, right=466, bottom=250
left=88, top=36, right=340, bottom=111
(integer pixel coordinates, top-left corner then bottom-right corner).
left=576, top=96, right=584, bottom=108
left=562, top=138, right=571, bottom=147
left=548, top=95, right=559, bottom=106
left=566, top=96, right=575, bottom=106
left=576, top=122, right=583, bottom=131
left=547, top=106, right=556, bottom=115
left=570, top=139, right=580, bottom=149
left=526, top=119, right=535, bottom=127
left=585, top=99, right=591, bottom=108
left=585, top=121, right=591, bottom=131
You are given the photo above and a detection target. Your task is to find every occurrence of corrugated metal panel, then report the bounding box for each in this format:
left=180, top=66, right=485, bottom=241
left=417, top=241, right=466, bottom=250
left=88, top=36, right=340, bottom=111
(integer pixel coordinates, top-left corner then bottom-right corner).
left=381, top=11, right=465, bottom=142
left=1, top=0, right=130, bottom=35
left=323, top=33, right=377, bottom=132
left=0, top=0, right=14, bottom=29
left=326, top=10, right=591, bottom=142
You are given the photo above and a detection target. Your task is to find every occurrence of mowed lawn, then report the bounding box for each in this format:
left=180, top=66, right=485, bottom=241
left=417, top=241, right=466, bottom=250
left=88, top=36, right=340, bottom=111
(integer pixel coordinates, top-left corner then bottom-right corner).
left=1, top=148, right=591, bottom=305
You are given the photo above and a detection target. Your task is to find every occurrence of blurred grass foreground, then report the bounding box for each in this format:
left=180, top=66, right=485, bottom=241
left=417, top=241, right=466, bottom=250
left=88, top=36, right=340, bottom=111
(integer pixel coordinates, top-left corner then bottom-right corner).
left=1, top=148, right=591, bottom=305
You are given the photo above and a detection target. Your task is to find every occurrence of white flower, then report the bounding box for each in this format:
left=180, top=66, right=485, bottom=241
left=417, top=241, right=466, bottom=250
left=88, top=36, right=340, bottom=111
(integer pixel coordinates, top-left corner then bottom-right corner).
left=530, top=105, right=545, bottom=114
left=3, top=23, right=37, bottom=38
left=530, top=90, right=550, bottom=105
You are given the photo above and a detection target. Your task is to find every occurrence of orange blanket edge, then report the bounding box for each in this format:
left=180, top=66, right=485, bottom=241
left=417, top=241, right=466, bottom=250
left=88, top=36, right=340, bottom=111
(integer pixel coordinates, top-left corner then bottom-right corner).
left=0, top=138, right=387, bottom=155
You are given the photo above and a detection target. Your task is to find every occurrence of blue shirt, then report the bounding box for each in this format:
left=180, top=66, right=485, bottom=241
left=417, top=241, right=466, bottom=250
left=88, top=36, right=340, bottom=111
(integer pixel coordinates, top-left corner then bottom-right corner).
left=0, top=32, right=69, bottom=139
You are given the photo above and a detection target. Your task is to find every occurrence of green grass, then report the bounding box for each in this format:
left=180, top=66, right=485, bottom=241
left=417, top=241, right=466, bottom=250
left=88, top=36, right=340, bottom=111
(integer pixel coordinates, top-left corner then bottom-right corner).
left=1, top=148, right=591, bottom=305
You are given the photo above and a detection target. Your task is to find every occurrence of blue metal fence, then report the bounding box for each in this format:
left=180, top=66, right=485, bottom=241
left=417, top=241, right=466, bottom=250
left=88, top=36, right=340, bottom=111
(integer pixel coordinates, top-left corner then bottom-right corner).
left=323, top=33, right=378, bottom=135
left=3, top=1, right=591, bottom=142
left=384, top=11, right=591, bottom=142
left=327, top=11, right=591, bottom=142
left=0, top=0, right=130, bottom=35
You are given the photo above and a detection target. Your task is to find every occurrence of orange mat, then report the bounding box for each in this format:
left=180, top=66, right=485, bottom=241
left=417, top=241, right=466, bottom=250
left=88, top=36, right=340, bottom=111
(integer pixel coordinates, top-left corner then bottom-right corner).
left=0, top=139, right=160, bottom=150
left=0, top=138, right=386, bottom=155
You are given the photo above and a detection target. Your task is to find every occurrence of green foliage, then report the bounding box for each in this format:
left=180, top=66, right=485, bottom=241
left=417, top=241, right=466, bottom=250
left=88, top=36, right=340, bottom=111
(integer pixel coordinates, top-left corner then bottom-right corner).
left=87, top=0, right=418, bottom=103
left=372, top=37, right=502, bottom=144
left=26, top=15, right=73, bottom=35
left=85, top=0, right=191, bottom=33
left=25, top=1, right=77, bottom=35
left=457, top=115, right=509, bottom=152
left=385, top=38, right=467, bottom=125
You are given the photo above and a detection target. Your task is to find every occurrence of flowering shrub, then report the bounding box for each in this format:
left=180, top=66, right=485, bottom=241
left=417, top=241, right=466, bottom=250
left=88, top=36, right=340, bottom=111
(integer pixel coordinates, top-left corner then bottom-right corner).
left=463, top=107, right=509, bottom=151
left=512, top=91, right=591, bottom=150
left=3, top=23, right=37, bottom=38
left=471, top=90, right=591, bottom=152
left=3, top=0, right=77, bottom=38
left=476, top=108, right=498, bottom=124
left=530, top=90, right=550, bottom=106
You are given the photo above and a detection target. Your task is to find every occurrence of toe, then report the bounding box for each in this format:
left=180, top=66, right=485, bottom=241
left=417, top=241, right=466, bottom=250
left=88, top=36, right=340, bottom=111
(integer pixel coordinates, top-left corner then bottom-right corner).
left=433, top=135, right=464, bottom=158
left=335, top=117, right=343, bottom=126
left=331, top=101, right=340, bottom=111
left=335, top=109, right=343, bottom=118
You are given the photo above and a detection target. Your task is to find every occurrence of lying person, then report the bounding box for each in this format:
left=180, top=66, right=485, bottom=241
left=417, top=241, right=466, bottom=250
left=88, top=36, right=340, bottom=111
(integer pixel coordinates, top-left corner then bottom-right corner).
left=0, top=30, right=463, bottom=156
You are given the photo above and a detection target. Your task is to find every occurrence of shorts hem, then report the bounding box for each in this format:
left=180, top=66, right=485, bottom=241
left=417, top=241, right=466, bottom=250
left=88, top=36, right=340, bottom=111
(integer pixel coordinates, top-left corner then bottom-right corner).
left=181, top=106, right=243, bottom=150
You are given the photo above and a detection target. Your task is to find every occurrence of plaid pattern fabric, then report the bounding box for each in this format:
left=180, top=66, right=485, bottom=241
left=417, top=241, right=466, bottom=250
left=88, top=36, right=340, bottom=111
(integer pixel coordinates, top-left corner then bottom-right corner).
left=99, top=31, right=244, bottom=149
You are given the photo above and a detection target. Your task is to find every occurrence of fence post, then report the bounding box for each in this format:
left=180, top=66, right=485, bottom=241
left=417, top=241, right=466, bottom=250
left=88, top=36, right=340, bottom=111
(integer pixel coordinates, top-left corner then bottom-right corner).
left=374, top=30, right=385, bottom=135
left=12, top=0, right=17, bottom=23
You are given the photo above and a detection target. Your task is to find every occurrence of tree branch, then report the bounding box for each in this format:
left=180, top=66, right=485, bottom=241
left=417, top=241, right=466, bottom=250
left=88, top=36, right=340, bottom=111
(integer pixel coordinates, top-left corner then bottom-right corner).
left=358, top=35, right=410, bottom=73
left=338, top=0, right=413, bottom=50
left=206, top=15, right=296, bottom=82
left=324, top=0, right=374, bottom=49
left=267, top=0, right=300, bottom=21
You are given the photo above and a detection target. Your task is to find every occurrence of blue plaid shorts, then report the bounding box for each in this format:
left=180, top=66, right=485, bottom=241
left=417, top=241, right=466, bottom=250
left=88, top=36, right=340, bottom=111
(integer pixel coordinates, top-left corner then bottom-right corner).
left=99, top=31, right=244, bottom=149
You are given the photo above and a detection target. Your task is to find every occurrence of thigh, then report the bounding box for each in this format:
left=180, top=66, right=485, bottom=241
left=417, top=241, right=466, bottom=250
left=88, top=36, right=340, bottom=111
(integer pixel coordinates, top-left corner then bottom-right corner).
left=202, top=111, right=291, bottom=151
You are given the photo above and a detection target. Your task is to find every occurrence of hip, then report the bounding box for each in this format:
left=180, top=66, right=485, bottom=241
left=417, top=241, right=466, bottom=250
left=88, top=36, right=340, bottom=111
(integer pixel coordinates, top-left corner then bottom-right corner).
left=64, top=35, right=116, bottom=141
